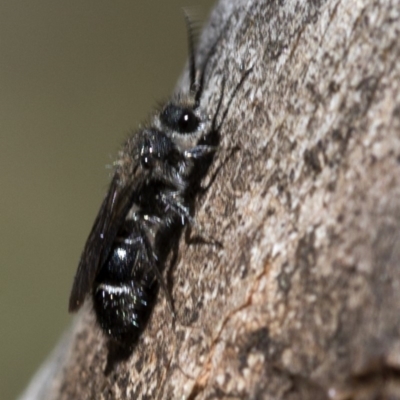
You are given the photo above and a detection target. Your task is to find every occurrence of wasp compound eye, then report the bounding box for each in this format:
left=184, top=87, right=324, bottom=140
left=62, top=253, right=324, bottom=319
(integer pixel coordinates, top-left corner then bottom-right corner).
left=161, top=104, right=200, bottom=134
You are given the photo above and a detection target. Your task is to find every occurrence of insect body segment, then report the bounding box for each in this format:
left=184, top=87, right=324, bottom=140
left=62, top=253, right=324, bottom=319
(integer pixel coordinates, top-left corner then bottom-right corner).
left=93, top=220, right=157, bottom=344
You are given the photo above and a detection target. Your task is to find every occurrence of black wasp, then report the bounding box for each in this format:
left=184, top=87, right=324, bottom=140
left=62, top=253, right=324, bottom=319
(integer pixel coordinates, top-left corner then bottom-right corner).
left=69, top=16, right=251, bottom=349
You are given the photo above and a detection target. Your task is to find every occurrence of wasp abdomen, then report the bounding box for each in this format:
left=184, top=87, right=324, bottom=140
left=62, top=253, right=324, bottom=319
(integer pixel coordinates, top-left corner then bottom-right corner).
left=93, top=278, right=156, bottom=344
left=92, top=225, right=157, bottom=345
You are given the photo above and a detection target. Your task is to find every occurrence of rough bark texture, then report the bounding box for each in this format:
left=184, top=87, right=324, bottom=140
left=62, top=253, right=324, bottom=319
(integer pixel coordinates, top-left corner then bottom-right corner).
left=20, top=0, right=400, bottom=399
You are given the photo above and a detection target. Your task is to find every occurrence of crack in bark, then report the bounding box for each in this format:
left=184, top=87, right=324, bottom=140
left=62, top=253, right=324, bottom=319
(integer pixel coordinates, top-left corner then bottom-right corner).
left=186, top=264, right=269, bottom=400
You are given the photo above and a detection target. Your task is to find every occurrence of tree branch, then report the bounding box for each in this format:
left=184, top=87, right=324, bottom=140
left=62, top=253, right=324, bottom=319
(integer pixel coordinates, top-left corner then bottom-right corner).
left=20, top=0, right=400, bottom=398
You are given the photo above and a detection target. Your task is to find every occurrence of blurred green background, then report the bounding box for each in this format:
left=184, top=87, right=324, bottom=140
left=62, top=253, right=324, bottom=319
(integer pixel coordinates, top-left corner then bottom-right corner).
left=0, top=1, right=215, bottom=399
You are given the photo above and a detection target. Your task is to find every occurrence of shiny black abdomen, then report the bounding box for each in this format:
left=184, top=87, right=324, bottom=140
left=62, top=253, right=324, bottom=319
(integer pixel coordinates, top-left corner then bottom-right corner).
left=92, top=221, right=157, bottom=346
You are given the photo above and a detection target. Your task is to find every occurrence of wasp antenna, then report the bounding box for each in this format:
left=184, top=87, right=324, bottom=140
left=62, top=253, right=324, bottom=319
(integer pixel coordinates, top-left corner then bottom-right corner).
left=215, top=65, right=254, bottom=132
left=193, top=16, right=233, bottom=109
left=183, top=8, right=200, bottom=95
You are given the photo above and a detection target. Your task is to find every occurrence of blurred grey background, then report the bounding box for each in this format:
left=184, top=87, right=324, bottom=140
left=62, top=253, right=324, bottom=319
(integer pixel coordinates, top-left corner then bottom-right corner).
left=0, top=1, right=215, bottom=399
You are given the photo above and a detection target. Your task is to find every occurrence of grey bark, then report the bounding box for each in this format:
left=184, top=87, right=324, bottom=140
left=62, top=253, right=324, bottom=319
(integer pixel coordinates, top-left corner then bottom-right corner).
left=20, top=0, right=400, bottom=399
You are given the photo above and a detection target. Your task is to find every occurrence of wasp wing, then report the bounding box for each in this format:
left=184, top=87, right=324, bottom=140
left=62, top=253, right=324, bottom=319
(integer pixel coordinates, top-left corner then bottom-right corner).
left=68, top=173, right=137, bottom=312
